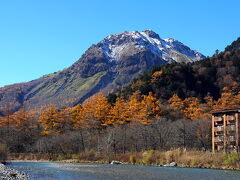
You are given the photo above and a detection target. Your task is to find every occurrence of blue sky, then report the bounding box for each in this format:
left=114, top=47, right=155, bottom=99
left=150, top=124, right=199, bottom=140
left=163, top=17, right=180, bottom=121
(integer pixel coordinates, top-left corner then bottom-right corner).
left=0, top=0, right=240, bottom=87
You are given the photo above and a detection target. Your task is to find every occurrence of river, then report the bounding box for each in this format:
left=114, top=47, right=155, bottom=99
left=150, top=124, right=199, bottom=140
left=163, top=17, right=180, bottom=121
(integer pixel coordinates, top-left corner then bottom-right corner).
left=6, top=162, right=240, bottom=180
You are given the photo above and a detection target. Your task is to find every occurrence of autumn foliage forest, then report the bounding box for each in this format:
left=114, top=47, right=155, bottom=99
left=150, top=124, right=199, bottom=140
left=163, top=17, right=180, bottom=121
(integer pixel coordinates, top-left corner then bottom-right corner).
left=0, top=80, right=240, bottom=157
left=1, top=38, right=240, bottom=159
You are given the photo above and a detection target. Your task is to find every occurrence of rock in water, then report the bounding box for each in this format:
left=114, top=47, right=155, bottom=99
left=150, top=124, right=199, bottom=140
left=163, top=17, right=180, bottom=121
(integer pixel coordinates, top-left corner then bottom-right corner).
left=163, top=162, right=177, bottom=167
left=169, top=162, right=177, bottom=167
left=110, top=160, right=122, bottom=165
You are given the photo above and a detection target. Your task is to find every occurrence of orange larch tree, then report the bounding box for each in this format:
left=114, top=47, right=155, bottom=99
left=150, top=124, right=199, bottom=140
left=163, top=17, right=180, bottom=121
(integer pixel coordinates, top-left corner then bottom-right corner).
left=82, top=92, right=111, bottom=128
left=140, top=92, right=162, bottom=125
left=38, top=104, right=60, bottom=135
left=0, top=103, right=14, bottom=128
left=71, top=104, right=86, bottom=129
left=151, top=70, right=164, bottom=83
left=183, top=97, right=205, bottom=120
left=127, top=91, right=145, bottom=123
left=109, top=97, right=130, bottom=125
left=11, top=108, right=37, bottom=132
left=82, top=92, right=111, bottom=153
left=213, top=83, right=240, bottom=111
left=169, top=94, right=206, bottom=120
left=168, top=94, right=184, bottom=112
left=204, top=95, right=214, bottom=112
left=57, top=107, right=74, bottom=132
left=71, top=104, right=86, bottom=151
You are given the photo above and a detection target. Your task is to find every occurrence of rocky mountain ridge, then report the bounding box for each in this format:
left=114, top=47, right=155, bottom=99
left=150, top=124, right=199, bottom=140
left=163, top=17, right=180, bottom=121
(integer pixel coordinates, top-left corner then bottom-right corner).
left=100, top=30, right=204, bottom=63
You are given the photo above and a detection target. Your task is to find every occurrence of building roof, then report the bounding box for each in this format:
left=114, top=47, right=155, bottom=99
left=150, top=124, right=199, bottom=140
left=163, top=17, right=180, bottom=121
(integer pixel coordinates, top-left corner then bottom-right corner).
left=211, top=109, right=240, bottom=114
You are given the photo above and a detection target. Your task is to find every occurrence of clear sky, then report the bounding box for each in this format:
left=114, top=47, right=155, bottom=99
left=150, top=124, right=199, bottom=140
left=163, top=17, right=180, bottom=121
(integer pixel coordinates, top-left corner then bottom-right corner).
left=0, top=0, right=240, bottom=87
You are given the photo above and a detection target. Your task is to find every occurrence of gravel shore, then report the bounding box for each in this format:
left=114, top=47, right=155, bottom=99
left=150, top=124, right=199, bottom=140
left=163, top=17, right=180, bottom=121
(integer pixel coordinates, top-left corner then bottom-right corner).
left=0, top=163, right=28, bottom=180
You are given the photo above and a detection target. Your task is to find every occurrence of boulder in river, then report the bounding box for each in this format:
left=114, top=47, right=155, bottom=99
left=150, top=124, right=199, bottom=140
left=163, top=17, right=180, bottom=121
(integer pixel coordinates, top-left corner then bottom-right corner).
left=163, top=162, right=177, bottom=167
left=110, top=160, right=122, bottom=165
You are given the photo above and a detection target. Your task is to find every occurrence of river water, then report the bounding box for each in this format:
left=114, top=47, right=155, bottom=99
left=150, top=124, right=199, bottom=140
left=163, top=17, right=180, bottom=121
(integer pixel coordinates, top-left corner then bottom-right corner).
left=6, top=162, right=240, bottom=180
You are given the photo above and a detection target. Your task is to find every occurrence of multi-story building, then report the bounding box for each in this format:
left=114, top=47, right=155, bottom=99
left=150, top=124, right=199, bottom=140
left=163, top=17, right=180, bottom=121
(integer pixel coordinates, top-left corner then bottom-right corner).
left=212, top=109, right=240, bottom=152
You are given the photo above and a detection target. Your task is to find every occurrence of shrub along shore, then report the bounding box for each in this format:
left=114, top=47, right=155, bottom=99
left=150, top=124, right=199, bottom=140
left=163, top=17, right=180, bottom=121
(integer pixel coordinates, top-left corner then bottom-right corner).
left=8, top=149, right=240, bottom=170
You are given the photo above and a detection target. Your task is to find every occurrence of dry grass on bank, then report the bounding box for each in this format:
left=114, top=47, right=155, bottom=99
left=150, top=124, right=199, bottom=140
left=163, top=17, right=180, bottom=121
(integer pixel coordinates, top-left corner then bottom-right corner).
left=0, top=143, right=7, bottom=163
left=9, top=149, right=240, bottom=170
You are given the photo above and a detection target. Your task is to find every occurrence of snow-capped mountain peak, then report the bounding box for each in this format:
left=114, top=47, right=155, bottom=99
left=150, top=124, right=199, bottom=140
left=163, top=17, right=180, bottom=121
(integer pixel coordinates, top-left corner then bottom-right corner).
left=99, top=30, right=205, bottom=63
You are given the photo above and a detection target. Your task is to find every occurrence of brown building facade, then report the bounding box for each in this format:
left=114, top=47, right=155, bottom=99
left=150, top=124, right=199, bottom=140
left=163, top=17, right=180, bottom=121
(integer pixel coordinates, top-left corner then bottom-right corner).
left=212, top=109, right=240, bottom=152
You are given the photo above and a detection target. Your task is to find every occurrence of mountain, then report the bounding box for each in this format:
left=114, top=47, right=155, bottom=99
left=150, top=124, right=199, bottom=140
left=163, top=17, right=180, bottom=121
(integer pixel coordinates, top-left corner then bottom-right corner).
left=114, top=36, right=240, bottom=101
left=0, top=30, right=205, bottom=112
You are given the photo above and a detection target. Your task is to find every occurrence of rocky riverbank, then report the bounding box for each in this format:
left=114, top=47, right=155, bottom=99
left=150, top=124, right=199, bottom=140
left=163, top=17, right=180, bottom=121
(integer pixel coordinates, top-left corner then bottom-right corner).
left=0, top=163, right=28, bottom=180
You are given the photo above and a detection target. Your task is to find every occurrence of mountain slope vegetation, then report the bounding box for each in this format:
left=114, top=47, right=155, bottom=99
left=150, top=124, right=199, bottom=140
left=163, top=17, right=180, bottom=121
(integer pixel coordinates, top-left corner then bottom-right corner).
left=111, top=37, right=240, bottom=102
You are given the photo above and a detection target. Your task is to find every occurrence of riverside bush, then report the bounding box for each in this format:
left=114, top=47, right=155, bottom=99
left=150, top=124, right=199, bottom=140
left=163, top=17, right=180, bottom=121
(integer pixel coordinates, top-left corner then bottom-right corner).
left=78, top=150, right=99, bottom=161
left=165, top=148, right=183, bottom=163
left=129, top=155, right=137, bottom=164
left=223, top=153, right=240, bottom=168
left=142, top=150, right=155, bottom=165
